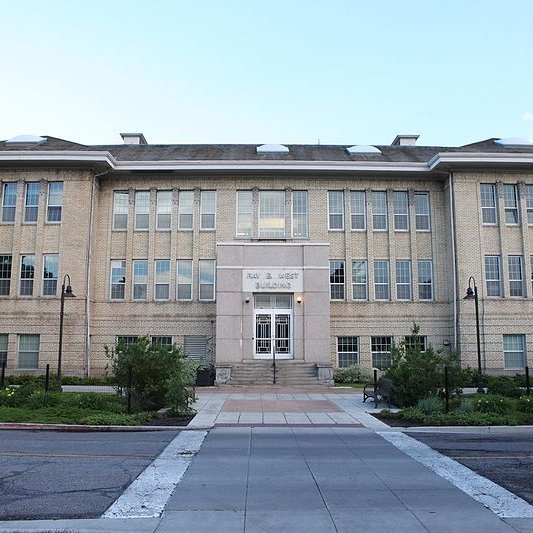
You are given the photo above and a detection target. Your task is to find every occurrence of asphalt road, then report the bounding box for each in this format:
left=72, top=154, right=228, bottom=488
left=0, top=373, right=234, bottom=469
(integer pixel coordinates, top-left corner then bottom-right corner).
left=407, top=429, right=533, bottom=505
left=0, top=429, right=180, bottom=520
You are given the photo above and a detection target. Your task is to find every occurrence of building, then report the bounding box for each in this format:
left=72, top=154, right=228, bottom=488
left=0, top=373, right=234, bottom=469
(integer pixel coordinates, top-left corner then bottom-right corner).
left=1, top=133, right=532, bottom=385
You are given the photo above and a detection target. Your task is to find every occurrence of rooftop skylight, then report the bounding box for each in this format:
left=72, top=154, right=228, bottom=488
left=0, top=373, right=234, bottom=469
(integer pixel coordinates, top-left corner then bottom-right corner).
left=346, top=145, right=382, bottom=155
left=495, top=137, right=533, bottom=146
left=5, top=135, right=47, bottom=145
left=257, top=144, right=289, bottom=154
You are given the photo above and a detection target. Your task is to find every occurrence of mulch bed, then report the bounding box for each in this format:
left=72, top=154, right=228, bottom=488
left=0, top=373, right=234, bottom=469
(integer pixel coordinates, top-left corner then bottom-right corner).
left=370, top=412, right=418, bottom=427
left=144, top=415, right=195, bottom=426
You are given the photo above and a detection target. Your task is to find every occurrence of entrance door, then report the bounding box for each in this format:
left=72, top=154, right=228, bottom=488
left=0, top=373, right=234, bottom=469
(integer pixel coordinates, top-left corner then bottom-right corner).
left=253, top=294, right=293, bottom=359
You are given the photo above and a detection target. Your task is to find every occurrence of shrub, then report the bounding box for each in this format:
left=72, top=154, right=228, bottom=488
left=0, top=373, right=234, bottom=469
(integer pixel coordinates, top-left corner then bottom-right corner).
left=416, top=396, right=444, bottom=415
left=106, top=337, right=196, bottom=413
left=59, top=392, right=122, bottom=412
left=485, top=376, right=522, bottom=398
left=334, top=364, right=373, bottom=384
left=458, top=397, right=475, bottom=413
left=474, top=394, right=511, bottom=415
left=79, top=412, right=153, bottom=426
left=518, top=396, right=533, bottom=414
left=0, top=387, right=17, bottom=407
left=397, top=406, right=518, bottom=426
left=26, top=391, right=62, bottom=409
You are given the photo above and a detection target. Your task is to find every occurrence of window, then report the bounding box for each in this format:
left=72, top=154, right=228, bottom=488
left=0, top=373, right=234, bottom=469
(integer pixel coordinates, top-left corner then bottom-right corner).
left=42, top=254, right=58, bottom=296
left=154, top=259, right=171, bottom=300
left=328, top=191, right=344, bottom=230
left=46, top=182, right=63, bottom=223
left=132, top=260, right=148, bottom=300
left=0, top=255, right=12, bottom=296
left=116, top=336, right=138, bottom=346
left=414, top=192, right=430, bottom=230
left=178, top=191, right=194, bottom=230
left=200, top=191, right=216, bottom=230
left=199, top=260, right=215, bottom=300
left=485, top=256, right=502, bottom=297
left=503, top=334, right=526, bottom=369
left=110, top=260, right=126, bottom=300
left=19, top=255, right=35, bottom=296
left=18, top=334, right=39, bottom=369
left=113, top=191, right=129, bottom=230
left=259, top=191, right=285, bottom=238
left=371, top=336, right=392, bottom=369
left=393, top=191, right=409, bottom=230
left=480, top=184, right=497, bottom=224
left=504, top=184, right=519, bottom=224
left=372, top=191, right=387, bottom=230
left=396, top=260, right=412, bottom=300
left=405, top=335, right=427, bottom=352
left=0, top=333, right=7, bottom=366
left=2, top=182, right=17, bottom=223
left=352, top=260, right=367, bottom=300
left=156, top=191, right=172, bottom=230
left=24, top=182, right=39, bottom=223
left=527, top=185, right=533, bottom=225
left=329, top=260, right=345, bottom=300
left=184, top=335, right=208, bottom=361
left=151, top=336, right=173, bottom=346
left=236, top=191, right=253, bottom=237
left=177, top=260, right=193, bottom=300
left=418, top=260, right=433, bottom=300
left=374, top=260, right=390, bottom=300
left=337, top=336, right=359, bottom=367
left=292, top=191, right=308, bottom=237
left=135, top=191, right=150, bottom=230
left=508, top=256, right=524, bottom=296
left=350, top=191, right=366, bottom=230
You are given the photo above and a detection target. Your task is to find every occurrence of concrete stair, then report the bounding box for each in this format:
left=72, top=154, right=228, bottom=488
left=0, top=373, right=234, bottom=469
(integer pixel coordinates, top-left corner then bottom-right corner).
left=228, top=361, right=320, bottom=386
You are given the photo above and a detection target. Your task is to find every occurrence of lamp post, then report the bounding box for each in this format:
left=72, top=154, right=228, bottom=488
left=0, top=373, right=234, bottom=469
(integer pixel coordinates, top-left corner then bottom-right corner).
left=464, top=276, right=484, bottom=393
left=58, top=274, right=76, bottom=385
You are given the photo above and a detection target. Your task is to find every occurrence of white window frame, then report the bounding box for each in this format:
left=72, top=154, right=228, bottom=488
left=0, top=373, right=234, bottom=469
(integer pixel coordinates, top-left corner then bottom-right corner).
left=132, top=259, right=148, bottom=300
left=0, top=333, right=7, bottom=366
left=527, top=185, right=533, bottom=226
left=508, top=255, right=524, bottom=297
left=396, top=260, right=412, bottom=300
left=329, top=260, right=345, bottom=300
left=200, top=191, right=216, bottom=230
left=177, top=259, right=193, bottom=301
left=418, top=259, right=433, bottom=300
left=18, top=334, right=39, bottom=369
left=414, top=192, right=430, bottom=231
left=236, top=191, right=253, bottom=237
left=371, top=336, right=393, bottom=369
left=178, top=191, right=194, bottom=230
left=19, top=254, right=35, bottom=296
left=328, top=191, right=344, bottom=231
left=42, top=253, right=59, bottom=297
left=352, top=260, right=367, bottom=300
left=199, top=259, right=215, bottom=301
left=484, top=255, right=502, bottom=297
left=372, top=191, right=387, bottom=231
left=134, top=191, right=150, bottom=231
left=156, top=191, right=172, bottom=231
left=24, top=182, right=39, bottom=223
left=504, top=184, right=520, bottom=225
left=1, top=182, right=17, bottom=224
left=258, top=191, right=285, bottom=238
left=393, top=191, right=409, bottom=231
left=0, top=255, right=12, bottom=296
left=113, top=191, right=129, bottom=230
left=291, top=190, right=308, bottom=238
left=110, top=260, right=126, bottom=300
left=374, top=260, right=390, bottom=300
left=46, top=181, right=63, bottom=223
left=503, top=334, right=526, bottom=370
left=350, top=191, right=366, bottom=231
left=480, top=184, right=497, bottom=225
left=405, top=335, right=428, bottom=352
left=154, top=259, right=171, bottom=301
left=337, top=336, right=359, bottom=367
left=151, top=336, right=173, bottom=346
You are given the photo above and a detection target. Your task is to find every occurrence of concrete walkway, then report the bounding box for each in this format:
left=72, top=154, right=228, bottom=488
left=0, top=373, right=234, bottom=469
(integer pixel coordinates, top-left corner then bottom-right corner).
left=2, top=386, right=533, bottom=532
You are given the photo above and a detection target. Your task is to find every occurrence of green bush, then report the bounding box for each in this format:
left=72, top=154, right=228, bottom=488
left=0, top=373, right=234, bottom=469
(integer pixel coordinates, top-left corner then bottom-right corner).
left=26, top=391, right=62, bottom=409
left=416, top=396, right=444, bottom=415
left=518, top=396, right=533, bottom=414
left=0, top=387, right=18, bottom=407
left=458, top=397, right=475, bottom=413
left=59, top=392, right=123, bottom=412
left=485, top=376, right=522, bottom=398
left=106, top=336, right=196, bottom=413
left=334, top=364, right=373, bottom=384
left=474, top=394, right=511, bottom=415
left=397, top=406, right=519, bottom=426
left=79, top=412, right=153, bottom=426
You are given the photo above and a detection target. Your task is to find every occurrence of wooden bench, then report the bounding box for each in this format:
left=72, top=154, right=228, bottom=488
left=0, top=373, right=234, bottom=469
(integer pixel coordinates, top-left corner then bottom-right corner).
left=363, top=377, right=393, bottom=408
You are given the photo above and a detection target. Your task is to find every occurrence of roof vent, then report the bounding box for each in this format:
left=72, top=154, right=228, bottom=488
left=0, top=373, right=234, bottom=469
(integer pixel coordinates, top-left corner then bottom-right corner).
left=391, top=134, right=419, bottom=146
left=5, top=135, right=47, bottom=145
left=257, top=144, right=289, bottom=154
left=346, top=145, right=382, bottom=155
left=495, top=137, right=533, bottom=146
left=120, top=132, right=147, bottom=145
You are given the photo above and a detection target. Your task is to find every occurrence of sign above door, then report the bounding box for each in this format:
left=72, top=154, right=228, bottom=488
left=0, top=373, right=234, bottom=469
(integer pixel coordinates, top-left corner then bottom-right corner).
left=243, top=269, right=303, bottom=292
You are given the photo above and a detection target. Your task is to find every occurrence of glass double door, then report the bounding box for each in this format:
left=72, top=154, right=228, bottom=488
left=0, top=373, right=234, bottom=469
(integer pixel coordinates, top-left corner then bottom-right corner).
left=254, top=310, right=292, bottom=359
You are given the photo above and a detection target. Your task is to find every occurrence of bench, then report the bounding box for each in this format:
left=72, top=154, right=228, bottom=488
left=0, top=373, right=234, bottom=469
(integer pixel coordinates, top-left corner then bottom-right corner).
left=363, top=377, right=393, bottom=408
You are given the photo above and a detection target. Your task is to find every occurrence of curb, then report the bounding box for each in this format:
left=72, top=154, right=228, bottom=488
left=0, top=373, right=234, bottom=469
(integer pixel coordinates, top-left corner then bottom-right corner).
left=0, top=422, right=191, bottom=432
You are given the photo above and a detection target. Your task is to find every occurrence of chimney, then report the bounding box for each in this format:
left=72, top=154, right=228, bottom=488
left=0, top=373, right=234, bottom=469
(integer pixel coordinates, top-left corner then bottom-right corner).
left=120, top=133, right=147, bottom=145
left=391, top=134, right=419, bottom=146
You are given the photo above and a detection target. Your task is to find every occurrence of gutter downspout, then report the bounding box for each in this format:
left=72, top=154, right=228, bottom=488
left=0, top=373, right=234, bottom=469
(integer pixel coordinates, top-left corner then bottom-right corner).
left=448, top=172, right=458, bottom=349
left=85, top=169, right=108, bottom=376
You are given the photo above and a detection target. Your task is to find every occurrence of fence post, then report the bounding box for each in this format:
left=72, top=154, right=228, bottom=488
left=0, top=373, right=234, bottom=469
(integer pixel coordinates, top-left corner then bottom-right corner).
left=45, top=364, right=50, bottom=392
left=127, top=366, right=132, bottom=414
left=526, top=366, right=530, bottom=397
left=444, top=366, right=450, bottom=413
left=0, top=360, right=5, bottom=389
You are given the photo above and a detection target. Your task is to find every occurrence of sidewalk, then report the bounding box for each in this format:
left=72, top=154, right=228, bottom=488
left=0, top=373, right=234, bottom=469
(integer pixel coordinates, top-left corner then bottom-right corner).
left=1, top=386, right=533, bottom=532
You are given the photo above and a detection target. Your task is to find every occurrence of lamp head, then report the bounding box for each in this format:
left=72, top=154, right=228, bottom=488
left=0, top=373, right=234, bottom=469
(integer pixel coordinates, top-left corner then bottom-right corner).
left=64, top=285, right=76, bottom=298
left=463, top=286, right=475, bottom=300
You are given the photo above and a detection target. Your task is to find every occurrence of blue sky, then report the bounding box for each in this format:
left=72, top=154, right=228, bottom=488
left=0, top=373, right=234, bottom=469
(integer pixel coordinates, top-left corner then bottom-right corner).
left=1, top=0, right=532, bottom=146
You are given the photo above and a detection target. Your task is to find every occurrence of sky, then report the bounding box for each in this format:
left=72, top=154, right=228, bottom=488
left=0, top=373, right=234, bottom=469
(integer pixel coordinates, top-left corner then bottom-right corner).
left=1, top=0, right=533, bottom=147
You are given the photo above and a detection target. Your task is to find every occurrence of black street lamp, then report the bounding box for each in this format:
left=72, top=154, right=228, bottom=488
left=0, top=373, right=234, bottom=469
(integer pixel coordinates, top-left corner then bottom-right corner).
left=58, top=274, right=76, bottom=385
left=464, top=276, right=484, bottom=393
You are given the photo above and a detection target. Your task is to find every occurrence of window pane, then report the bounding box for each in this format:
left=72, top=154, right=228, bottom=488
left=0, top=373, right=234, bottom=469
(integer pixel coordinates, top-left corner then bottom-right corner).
left=393, top=191, right=408, bottom=230
left=484, top=256, right=501, bottom=297
left=418, top=260, right=433, bottom=300
left=18, top=334, right=39, bottom=369
left=200, top=191, right=216, bottom=230
left=372, top=191, right=387, bottom=230
left=259, top=191, right=285, bottom=238
left=199, top=260, right=215, bottom=300
left=337, top=336, right=359, bottom=367
left=350, top=191, right=366, bottom=230
left=110, top=260, right=126, bottom=299
left=177, top=260, right=192, bottom=300
left=2, top=183, right=17, bottom=223
left=179, top=191, right=194, bottom=229
left=155, top=259, right=170, bottom=300
left=396, top=260, right=411, bottom=300
left=527, top=185, right=533, bottom=225
left=20, top=255, right=35, bottom=296
left=24, top=182, right=39, bottom=223
left=503, top=334, right=526, bottom=369
left=352, top=260, right=367, bottom=300
left=236, top=191, right=253, bottom=237
left=43, top=254, right=59, bottom=296
left=414, top=192, right=430, bottom=230
left=508, top=256, right=523, bottom=296
left=47, top=182, right=63, bottom=222
left=371, top=336, right=392, bottom=369
left=292, top=191, right=308, bottom=237
left=135, top=191, right=150, bottom=230
left=0, top=255, right=12, bottom=296
left=328, top=191, right=344, bottom=230
left=480, top=184, right=497, bottom=224
left=132, top=260, right=148, bottom=300
left=113, top=191, right=129, bottom=229
left=0, top=333, right=7, bottom=366
left=504, top=185, right=519, bottom=224
left=156, top=191, right=172, bottom=230
left=374, top=260, right=389, bottom=300
left=330, top=260, right=345, bottom=300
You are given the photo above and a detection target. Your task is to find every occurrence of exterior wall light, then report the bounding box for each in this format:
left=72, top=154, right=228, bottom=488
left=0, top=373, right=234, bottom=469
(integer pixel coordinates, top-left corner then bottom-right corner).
left=296, top=296, right=302, bottom=304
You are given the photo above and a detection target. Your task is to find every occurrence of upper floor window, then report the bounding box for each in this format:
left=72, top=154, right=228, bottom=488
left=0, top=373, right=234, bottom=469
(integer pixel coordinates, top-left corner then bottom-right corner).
left=484, top=255, right=502, bottom=297
left=372, top=191, right=387, bottom=231
left=292, top=191, right=308, bottom=238
left=199, top=260, right=215, bottom=301
left=329, top=260, right=345, bottom=300
left=393, top=192, right=409, bottom=230
left=480, top=184, right=497, bottom=224
left=42, top=254, right=58, bottom=296
left=414, top=192, right=430, bottom=230
left=178, top=191, right=194, bottom=230
left=527, top=185, right=533, bottom=225
left=396, top=260, right=412, bottom=300
left=110, top=260, right=126, bottom=300
left=132, top=259, right=148, bottom=300
left=177, top=259, right=193, bottom=300
left=352, top=260, right=367, bottom=300
left=47, top=182, right=63, bottom=223
left=200, top=191, right=216, bottom=230
left=504, top=184, right=519, bottom=225
left=134, top=191, right=150, bottom=230
left=154, top=259, right=171, bottom=300
left=0, top=255, right=12, bottom=296
left=24, top=182, right=39, bottom=223
left=259, top=191, right=285, bottom=238
left=328, top=191, right=344, bottom=230
left=418, top=260, right=433, bottom=300
left=508, top=255, right=524, bottom=297
left=113, top=191, right=129, bottom=230
left=156, top=191, right=172, bottom=230
left=350, top=191, right=366, bottom=230
left=374, top=260, right=390, bottom=300
left=19, top=255, right=35, bottom=296
left=236, top=191, right=253, bottom=237
left=1, top=182, right=17, bottom=223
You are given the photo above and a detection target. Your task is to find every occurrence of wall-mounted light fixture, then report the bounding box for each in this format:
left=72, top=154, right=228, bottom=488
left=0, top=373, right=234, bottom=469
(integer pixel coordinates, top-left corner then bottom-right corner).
left=244, top=297, right=250, bottom=303
left=443, top=339, right=451, bottom=347
left=296, top=296, right=302, bottom=304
